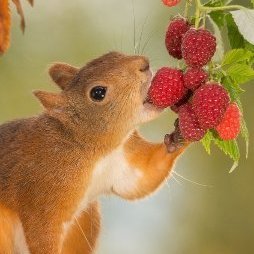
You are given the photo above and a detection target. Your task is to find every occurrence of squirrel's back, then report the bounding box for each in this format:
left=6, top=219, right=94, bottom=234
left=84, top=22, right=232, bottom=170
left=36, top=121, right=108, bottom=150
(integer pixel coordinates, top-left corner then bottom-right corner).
left=0, top=115, right=87, bottom=209
left=0, top=118, right=34, bottom=206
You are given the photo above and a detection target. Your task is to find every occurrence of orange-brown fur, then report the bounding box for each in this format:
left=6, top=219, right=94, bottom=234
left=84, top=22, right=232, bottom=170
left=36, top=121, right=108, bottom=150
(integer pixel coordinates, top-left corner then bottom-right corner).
left=123, top=131, right=187, bottom=200
left=62, top=202, right=100, bottom=254
left=0, top=205, right=17, bottom=253
left=0, top=52, right=188, bottom=253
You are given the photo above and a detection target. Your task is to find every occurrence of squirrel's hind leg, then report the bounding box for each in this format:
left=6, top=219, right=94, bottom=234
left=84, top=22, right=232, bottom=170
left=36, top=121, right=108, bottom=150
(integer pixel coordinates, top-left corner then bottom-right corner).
left=19, top=211, right=64, bottom=254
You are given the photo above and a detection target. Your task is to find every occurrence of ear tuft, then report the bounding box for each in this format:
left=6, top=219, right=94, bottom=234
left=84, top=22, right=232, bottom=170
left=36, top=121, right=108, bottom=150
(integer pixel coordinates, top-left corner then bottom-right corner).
left=48, top=63, right=79, bottom=90
left=33, top=90, right=66, bottom=110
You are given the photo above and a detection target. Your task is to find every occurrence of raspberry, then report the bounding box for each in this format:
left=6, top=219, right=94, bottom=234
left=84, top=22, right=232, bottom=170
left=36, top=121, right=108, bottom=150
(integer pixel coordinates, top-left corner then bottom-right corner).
left=162, top=0, right=181, bottom=7
left=182, top=28, right=216, bottom=67
left=170, top=89, right=193, bottom=113
left=192, top=83, right=230, bottom=129
left=148, top=67, right=185, bottom=108
left=165, top=18, right=191, bottom=59
left=179, top=103, right=206, bottom=141
left=216, top=103, right=241, bottom=140
left=183, top=68, right=208, bottom=90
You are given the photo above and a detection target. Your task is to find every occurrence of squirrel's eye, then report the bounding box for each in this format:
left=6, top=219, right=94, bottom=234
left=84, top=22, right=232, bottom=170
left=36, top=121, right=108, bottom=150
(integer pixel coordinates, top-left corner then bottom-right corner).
left=90, top=86, right=107, bottom=101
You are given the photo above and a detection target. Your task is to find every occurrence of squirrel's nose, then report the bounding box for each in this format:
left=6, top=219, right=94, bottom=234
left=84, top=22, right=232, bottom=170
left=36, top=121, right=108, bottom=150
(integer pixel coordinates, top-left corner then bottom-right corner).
left=131, top=56, right=150, bottom=73
left=139, top=59, right=150, bottom=73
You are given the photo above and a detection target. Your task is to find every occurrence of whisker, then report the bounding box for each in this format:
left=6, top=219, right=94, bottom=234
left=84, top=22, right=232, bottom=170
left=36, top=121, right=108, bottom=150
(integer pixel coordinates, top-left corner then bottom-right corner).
left=172, top=171, right=213, bottom=188
left=131, top=0, right=137, bottom=54
left=137, top=15, right=149, bottom=55
left=74, top=215, right=93, bottom=251
left=171, top=174, right=183, bottom=186
left=164, top=176, right=172, bottom=191
left=140, top=28, right=161, bottom=55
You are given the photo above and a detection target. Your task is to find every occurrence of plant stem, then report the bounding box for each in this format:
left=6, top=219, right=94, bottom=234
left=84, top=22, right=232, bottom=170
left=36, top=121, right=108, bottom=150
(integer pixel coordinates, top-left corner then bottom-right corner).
left=202, top=11, right=207, bottom=28
left=195, top=0, right=202, bottom=9
left=200, top=4, right=245, bottom=12
left=193, top=0, right=244, bottom=28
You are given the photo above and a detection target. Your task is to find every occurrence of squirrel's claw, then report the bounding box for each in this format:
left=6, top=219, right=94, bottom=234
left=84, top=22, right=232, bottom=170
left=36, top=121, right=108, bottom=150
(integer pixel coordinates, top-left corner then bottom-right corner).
left=164, top=133, right=184, bottom=153
left=164, top=118, right=186, bottom=153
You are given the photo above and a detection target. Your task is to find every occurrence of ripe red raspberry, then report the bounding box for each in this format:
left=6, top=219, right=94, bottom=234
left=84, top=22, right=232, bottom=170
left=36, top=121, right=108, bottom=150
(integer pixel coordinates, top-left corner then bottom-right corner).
left=162, top=0, right=181, bottom=7
left=179, top=103, right=206, bottom=141
left=192, top=83, right=230, bottom=129
left=148, top=67, right=185, bottom=108
left=216, top=103, right=241, bottom=140
left=170, top=89, right=193, bottom=113
left=165, top=18, right=191, bottom=59
left=183, top=68, right=208, bottom=90
left=182, top=28, right=216, bottom=67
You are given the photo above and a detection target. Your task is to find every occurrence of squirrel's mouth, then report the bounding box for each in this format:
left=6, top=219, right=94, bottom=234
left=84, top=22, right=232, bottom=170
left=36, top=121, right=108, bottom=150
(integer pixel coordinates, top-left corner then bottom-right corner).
left=141, top=98, right=163, bottom=123
left=143, top=97, right=152, bottom=106
left=140, top=76, right=163, bottom=122
left=142, top=91, right=162, bottom=112
left=142, top=71, right=157, bottom=107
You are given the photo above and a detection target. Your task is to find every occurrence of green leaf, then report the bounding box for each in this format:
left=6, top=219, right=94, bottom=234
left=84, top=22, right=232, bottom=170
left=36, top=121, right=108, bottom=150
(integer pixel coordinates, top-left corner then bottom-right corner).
left=222, top=76, right=243, bottom=103
left=244, top=40, right=254, bottom=53
left=201, top=131, right=213, bottom=154
left=201, top=130, right=241, bottom=172
left=240, top=117, right=249, bottom=158
left=226, top=63, right=254, bottom=84
left=226, top=14, right=245, bottom=49
left=225, top=14, right=254, bottom=53
left=222, top=49, right=254, bottom=66
left=231, top=9, right=254, bottom=45
left=209, top=11, right=226, bottom=28
left=224, top=97, right=249, bottom=160
left=213, top=138, right=240, bottom=172
left=229, top=161, right=239, bottom=173
left=213, top=138, right=240, bottom=162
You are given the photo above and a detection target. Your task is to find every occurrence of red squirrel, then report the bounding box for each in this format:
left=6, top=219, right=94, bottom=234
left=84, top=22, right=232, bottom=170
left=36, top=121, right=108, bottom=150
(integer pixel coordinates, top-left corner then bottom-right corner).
left=0, top=52, right=188, bottom=253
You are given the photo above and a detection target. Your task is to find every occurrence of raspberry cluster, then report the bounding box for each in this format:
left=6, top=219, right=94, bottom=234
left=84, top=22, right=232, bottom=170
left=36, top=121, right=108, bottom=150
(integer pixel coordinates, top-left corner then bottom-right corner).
left=148, top=17, right=241, bottom=142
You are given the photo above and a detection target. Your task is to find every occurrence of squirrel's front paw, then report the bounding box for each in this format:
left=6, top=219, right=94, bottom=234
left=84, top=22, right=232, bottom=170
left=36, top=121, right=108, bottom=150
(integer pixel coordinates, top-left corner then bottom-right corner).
left=164, top=119, right=185, bottom=153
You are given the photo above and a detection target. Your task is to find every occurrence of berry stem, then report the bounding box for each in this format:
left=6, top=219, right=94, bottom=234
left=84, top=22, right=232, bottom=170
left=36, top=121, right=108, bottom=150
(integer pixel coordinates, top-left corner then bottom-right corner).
left=184, top=0, right=190, bottom=18
left=208, top=62, right=214, bottom=77
left=194, top=0, right=201, bottom=28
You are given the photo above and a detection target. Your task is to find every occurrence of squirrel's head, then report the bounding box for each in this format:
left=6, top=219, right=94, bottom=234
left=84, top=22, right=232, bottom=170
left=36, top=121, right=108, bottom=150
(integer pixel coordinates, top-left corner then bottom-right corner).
left=35, top=52, right=161, bottom=144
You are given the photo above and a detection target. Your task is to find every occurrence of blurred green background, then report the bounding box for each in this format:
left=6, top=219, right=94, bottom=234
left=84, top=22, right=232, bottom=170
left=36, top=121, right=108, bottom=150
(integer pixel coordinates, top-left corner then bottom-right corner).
left=0, top=0, right=253, bottom=253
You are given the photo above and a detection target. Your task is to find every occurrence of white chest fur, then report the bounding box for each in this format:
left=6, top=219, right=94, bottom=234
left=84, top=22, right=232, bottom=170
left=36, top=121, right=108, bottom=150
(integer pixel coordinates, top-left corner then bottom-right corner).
left=63, top=142, right=143, bottom=236
left=76, top=143, right=142, bottom=216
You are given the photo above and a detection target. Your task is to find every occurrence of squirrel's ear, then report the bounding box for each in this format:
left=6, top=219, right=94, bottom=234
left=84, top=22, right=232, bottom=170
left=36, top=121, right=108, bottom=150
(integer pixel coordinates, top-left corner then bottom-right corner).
left=33, top=90, right=66, bottom=110
left=48, top=63, right=79, bottom=90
